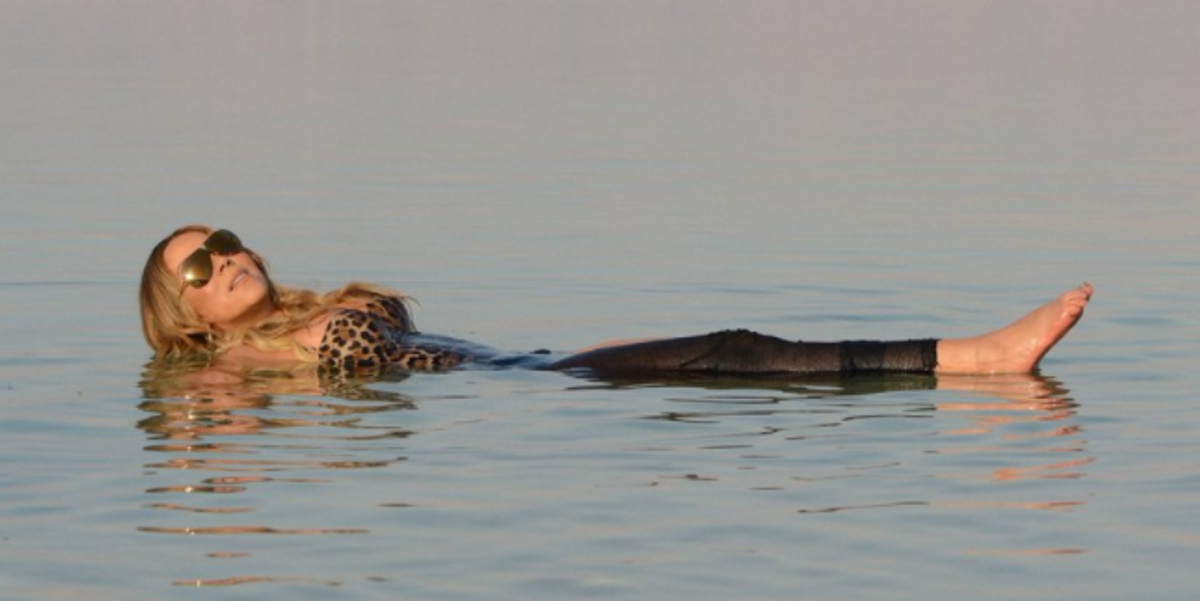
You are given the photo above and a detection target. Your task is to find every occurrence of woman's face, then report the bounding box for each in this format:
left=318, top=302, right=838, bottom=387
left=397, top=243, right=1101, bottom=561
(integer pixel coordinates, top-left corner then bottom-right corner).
left=162, top=231, right=275, bottom=331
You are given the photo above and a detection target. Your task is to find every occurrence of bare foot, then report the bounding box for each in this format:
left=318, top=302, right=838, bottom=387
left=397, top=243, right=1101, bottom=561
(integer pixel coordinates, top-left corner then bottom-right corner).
left=936, top=283, right=1092, bottom=374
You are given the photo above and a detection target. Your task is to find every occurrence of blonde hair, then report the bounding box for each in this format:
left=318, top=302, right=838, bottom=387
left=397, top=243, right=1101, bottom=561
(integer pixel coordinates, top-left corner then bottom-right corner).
left=139, top=225, right=410, bottom=361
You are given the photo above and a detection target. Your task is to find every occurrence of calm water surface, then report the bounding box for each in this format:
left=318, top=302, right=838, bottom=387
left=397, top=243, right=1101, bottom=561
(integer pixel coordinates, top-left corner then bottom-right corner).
left=2, top=2, right=1199, bottom=600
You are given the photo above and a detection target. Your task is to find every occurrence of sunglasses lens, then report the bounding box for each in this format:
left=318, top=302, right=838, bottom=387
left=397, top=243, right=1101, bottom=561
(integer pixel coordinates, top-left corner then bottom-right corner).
left=205, top=230, right=243, bottom=255
left=180, top=248, right=213, bottom=288
left=178, top=230, right=244, bottom=293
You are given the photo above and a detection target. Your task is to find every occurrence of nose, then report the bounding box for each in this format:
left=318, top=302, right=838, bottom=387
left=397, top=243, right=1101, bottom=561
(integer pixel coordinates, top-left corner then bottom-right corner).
left=217, top=256, right=233, bottom=273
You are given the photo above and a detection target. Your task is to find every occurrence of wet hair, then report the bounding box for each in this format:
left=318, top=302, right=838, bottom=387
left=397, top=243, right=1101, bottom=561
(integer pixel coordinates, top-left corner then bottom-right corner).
left=139, top=225, right=409, bottom=360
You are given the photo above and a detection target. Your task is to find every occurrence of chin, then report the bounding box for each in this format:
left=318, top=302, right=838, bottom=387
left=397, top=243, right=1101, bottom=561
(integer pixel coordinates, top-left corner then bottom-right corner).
left=222, top=285, right=273, bottom=327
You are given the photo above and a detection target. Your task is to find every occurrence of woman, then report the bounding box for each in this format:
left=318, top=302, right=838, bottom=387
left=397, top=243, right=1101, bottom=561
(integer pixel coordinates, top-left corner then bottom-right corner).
left=140, top=225, right=1092, bottom=376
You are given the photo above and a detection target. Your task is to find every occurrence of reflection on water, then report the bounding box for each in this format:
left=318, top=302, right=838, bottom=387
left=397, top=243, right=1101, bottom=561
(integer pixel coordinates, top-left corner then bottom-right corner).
left=584, top=371, right=1091, bottom=509
left=171, top=574, right=344, bottom=589
left=136, top=360, right=416, bottom=582
left=135, top=362, right=1093, bottom=588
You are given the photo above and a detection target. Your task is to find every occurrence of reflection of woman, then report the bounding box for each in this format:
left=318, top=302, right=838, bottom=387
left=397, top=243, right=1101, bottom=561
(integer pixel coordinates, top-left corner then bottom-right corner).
left=139, top=225, right=1091, bottom=376
left=137, top=360, right=416, bottom=439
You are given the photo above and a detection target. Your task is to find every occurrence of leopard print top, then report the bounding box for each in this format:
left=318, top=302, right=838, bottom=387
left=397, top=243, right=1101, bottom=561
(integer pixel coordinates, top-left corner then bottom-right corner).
left=318, top=296, right=464, bottom=373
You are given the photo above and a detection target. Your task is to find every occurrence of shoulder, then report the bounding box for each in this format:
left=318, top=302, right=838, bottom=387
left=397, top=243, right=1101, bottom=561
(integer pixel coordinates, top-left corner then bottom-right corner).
left=291, top=293, right=410, bottom=348
left=365, top=295, right=415, bottom=332
left=291, top=310, right=337, bottom=351
left=312, top=308, right=397, bottom=371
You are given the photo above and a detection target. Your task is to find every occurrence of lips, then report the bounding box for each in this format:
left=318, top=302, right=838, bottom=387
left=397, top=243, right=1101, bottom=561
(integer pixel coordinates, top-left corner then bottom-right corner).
left=229, top=270, right=248, bottom=292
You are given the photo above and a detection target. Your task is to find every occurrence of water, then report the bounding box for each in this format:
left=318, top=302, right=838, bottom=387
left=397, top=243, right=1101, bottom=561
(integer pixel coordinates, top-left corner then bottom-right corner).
left=2, top=1, right=1199, bottom=599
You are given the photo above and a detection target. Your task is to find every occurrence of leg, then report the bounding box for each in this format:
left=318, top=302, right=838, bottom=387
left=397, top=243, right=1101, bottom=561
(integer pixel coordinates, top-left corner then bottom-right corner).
left=550, top=330, right=937, bottom=375
left=551, top=283, right=1092, bottom=376
left=935, top=283, right=1092, bottom=374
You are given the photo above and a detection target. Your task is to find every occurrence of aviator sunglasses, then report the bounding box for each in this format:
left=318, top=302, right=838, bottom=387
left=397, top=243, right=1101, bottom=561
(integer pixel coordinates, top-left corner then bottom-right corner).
left=179, top=229, right=244, bottom=292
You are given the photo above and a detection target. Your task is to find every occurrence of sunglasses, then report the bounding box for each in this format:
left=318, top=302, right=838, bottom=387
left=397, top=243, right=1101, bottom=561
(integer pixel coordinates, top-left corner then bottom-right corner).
left=179, top=229, right=244, bottom=292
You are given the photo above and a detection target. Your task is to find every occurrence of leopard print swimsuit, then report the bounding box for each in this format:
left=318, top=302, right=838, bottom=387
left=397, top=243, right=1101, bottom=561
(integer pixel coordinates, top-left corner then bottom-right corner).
left=318, top=296, right=466, bottom=373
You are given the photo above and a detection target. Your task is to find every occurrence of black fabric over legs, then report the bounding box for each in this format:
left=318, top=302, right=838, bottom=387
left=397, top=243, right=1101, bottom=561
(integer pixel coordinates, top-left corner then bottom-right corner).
left=548, top=329, right=938, bottom=376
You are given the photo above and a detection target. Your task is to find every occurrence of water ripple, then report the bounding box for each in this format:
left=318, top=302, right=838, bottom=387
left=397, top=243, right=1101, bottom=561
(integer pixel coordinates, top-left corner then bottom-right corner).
left=138, top=525, right=369, bottom=535
left=144, top=503, right=253, bottom=514
left=173, top=575, right=343, bottom=587
left=798, top=500, right=929, bottom=514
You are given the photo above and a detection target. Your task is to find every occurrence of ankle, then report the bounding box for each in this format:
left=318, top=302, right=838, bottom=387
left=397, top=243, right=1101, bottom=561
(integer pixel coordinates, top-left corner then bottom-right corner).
left=935, top=337, right=983, bottom=374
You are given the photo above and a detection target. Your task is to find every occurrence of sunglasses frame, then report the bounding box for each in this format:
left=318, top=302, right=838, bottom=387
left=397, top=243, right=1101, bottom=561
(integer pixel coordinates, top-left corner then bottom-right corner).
left=178, top=229, right=244, bottom=295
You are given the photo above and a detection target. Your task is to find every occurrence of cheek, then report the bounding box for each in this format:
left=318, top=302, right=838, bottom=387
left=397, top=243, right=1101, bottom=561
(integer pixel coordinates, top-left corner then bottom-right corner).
left=242, top=260, right=273, bottom=292
left=182, top=284, right=228, bottom=323
left=182, top=290, right=212, bottom=320
left=248, top=259, right=269, bottom=281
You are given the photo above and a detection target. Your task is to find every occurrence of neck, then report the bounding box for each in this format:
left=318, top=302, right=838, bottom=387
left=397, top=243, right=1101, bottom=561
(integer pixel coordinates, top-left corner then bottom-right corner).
left=217, top=299, right=280, bottom=334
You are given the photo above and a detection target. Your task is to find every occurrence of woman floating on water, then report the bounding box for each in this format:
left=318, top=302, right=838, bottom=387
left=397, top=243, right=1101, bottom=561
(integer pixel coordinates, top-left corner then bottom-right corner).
left=140, top=226, right=1092, bottom=377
